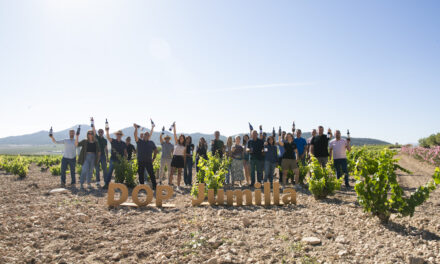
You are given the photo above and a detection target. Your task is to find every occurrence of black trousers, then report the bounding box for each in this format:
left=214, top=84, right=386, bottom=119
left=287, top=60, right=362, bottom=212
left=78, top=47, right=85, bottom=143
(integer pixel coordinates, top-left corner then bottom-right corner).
left=138, top=160, right=157, bottom=189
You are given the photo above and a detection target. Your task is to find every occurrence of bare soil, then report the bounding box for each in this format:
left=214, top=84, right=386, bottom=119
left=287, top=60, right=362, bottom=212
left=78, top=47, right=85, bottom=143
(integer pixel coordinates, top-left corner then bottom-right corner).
left=0, top=156, right=440, bottom=264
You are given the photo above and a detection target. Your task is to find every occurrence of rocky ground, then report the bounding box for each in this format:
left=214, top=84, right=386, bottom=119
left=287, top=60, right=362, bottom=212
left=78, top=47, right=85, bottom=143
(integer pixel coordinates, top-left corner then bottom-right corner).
left=0, top=155, right=440, bottom=264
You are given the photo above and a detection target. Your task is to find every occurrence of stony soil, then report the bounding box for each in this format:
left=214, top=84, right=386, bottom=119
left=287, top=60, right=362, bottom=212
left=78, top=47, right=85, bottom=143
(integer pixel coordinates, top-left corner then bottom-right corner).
left=1, top=155, right=440, bottom=264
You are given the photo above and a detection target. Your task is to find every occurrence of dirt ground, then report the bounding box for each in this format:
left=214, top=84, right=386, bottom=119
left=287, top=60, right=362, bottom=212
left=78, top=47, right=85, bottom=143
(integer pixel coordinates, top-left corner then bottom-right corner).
left=0, top=155, right=439, bottom=264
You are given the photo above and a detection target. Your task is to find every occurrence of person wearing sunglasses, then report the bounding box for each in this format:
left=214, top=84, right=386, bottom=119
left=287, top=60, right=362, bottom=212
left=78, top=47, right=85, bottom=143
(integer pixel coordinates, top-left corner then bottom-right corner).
left=75, top=122, right=101, bottom=189
left=104, top=128, right=127, bottom=189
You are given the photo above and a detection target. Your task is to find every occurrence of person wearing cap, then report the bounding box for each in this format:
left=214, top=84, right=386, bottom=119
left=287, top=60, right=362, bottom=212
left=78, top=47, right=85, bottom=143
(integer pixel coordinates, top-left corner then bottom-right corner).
left=94, top=128, right=108, bottom=187
left=159, top=132, right=174, bottom=185
left=134, top=123, right=158, bottom=190
left=50, top=129, right=77, bottom=187
left=103, top=128, right=127, bottom=189
left=75, top=124, right=101, bottom=189
left=329, top=130, right=351, bottom=188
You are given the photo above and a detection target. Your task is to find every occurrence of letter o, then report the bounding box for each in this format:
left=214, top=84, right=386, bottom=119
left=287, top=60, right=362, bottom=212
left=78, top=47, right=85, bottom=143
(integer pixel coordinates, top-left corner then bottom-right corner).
left=132, top=185, right=154, bottom=207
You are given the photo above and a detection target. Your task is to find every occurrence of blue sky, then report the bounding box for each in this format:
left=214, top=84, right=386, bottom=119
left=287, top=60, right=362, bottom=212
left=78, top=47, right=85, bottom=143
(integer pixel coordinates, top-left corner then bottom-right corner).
left=0, top=0, right=439, bottom=144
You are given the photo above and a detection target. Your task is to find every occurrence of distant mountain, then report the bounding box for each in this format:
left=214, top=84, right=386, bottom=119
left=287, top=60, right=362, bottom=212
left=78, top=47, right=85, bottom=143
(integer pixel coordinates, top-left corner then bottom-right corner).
left=0, top=125, right=390, bottom=154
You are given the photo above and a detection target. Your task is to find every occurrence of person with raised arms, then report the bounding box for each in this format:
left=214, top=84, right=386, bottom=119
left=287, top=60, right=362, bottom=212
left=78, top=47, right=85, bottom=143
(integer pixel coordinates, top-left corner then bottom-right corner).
left=247, top=130, right=264, bottom=186
left=104, top=126, right=127, bottom=189
left=50, top=129, right=77, bottom=187
left=94, top=128, right=108, bottom=188
left=294, top=129, right=308, bottom=166
left=278, top=133, right=300, bottom=189
left=329, top=130, right=352, bottom=188
left=134, top=123, right=158, bottom=190
left=159, top=132, right=174, bottom=185
left=184, top=136, right=195, bottom=186
left=170, top=122, right=185, bottom=190
left=75, top=123, right=101, bottom=189
left=211, top=131, right=225, bottom=157
left=310, top=126, right=332, bottom=167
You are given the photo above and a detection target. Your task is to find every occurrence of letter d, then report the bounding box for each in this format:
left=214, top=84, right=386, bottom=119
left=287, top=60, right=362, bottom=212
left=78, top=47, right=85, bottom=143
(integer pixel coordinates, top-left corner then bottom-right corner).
left=107, top=183, right=128, bottom=207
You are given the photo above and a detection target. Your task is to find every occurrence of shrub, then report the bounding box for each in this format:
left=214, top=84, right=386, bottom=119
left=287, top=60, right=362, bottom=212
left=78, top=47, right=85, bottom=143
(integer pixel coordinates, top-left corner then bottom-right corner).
left=50, top=165, right=61, bottom=176
left=307, top=156, right=342, bottom=199
left=191, top=153, right=230, bottom=197
left=114, top=155, right=137, bottom=188
left=354, top=148, right=440, bottom=223
left=0, top=155, right=29, bottom=178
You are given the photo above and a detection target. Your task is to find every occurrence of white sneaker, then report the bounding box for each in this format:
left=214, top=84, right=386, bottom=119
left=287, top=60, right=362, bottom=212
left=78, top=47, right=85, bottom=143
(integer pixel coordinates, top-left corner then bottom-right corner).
left=96, top=182, right=101, bottom=188
left=87, top=184, right=92, bottom=189
left=176, top=186, right=180, bottom=191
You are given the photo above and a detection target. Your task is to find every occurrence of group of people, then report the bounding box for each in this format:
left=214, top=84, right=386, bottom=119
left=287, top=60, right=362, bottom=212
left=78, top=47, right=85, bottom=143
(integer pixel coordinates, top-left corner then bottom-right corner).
left=50, top=119, right=352, bottom=190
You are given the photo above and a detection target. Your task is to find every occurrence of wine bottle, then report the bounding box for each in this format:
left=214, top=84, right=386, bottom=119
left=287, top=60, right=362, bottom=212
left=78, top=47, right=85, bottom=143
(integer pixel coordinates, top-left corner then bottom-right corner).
left=105, top=118, right=109, bottom=130
left=169, top=122, right=175, bottom=131
left=49, top=126, right=53, bottom=137
left=161, top=126, right=165, bottom=135
left=272, top=127, right=276, bottom=138
left=90, top=117, right=94, bottom=128
left=292, top=121, right=295, bottom=132
left=327, top=128, right=331, bottom=138
left=248, top=122, right=253, bottom=131
left=76, top=125, right=81, bottom=136
left=134, top=123, right=141, bottom=129
left=259, top=125, right=263, bottom=134
left=278, top=126, right=282, bottom=137
left=150, top=119, right=155, bottom=126
left=347, top=129, right=351, bottom=140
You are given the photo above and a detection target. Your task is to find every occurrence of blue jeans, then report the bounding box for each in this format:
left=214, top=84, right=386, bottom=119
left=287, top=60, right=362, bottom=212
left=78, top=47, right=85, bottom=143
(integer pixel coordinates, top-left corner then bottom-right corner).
left=61, top=157, right=76, bottom=185
left=184, top=156, right=193, bottom=185
left=264, top=160, right=277, bottom=183
left=80, top=153, right=95, bottom=185
left=94, top=154, right=107, bottom=183
left=334, top=158, right=349, bottom=186
left=250, top=159, right=264, bottom=185
left=105, top=159, right=118, bottom=185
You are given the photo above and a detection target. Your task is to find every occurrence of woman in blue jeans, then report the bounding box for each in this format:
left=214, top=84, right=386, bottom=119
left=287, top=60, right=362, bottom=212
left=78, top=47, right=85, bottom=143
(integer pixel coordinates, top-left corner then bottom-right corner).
left=75, top=125, right=101, bottom=189
left=264, top=136, right=278, bottom=185
left=184, top=136, right=194, bottom=186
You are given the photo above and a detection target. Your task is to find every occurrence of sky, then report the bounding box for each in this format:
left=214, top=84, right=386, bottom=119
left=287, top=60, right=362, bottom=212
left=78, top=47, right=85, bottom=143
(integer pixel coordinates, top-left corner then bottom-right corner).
left=0, top=0, right=439, bottom=144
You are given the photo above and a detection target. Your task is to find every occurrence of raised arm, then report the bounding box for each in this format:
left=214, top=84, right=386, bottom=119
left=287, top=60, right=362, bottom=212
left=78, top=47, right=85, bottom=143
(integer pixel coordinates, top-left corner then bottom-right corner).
left=278, top=135, right=284, bottom=147
left=133, top=124, right=139, bottom=142
left=147, top=123, right=155, bottom=141
left=346, top=139, right=351, bottom=152
left=75, top=133, right=79, bottom=147
left=105, top=128, right=112, bottom=143
left=173, top=123, right=178, bottom=144
left=160, top=133, right=164, bottom=144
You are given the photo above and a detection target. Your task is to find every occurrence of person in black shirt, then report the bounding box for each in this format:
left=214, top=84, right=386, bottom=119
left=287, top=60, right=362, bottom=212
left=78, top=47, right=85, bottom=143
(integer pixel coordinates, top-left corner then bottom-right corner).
left=126, top=136, right=136, bottom=160
left=278, top=133, right=300, bottom=188
left=104, top=129, right=128, bottom=189
left=134, top=123, right=157, bottom=190
left=184, top=136, right=195, bottom=186
left=195, top=137, right=208, bottom=174
left=310, top=126, right=333, bottom=167
left=247, top=130, right=264, bottom=186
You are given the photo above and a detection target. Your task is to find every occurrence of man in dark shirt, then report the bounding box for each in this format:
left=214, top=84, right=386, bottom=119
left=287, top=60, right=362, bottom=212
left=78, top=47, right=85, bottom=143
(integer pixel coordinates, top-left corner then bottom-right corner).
left=104, top=129, right=128, bottom=189
left=211, top=131, right=225, bottom=157
left=126, top=137, right=136, bottom=160
left=310, top=126, right=332, bottom=167
left=134, top=124, right=158, bottom=190
left=247, top=130, right=264, bottom=186
left=94, top=129, right=108, bottom=187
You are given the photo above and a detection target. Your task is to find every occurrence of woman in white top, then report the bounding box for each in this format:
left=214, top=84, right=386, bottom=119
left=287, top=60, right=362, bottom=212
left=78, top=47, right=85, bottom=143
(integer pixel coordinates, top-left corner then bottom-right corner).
left=170, top=122, right=186, bottom=188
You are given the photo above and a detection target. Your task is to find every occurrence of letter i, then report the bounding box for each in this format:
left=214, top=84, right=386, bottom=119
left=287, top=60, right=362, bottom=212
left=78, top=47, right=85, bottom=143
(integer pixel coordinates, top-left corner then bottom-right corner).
left=264, top=182, right=271, bottom=206
left=273, top=182, right=280, bottom=205
left=254, top=183, right=262, bottom=205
